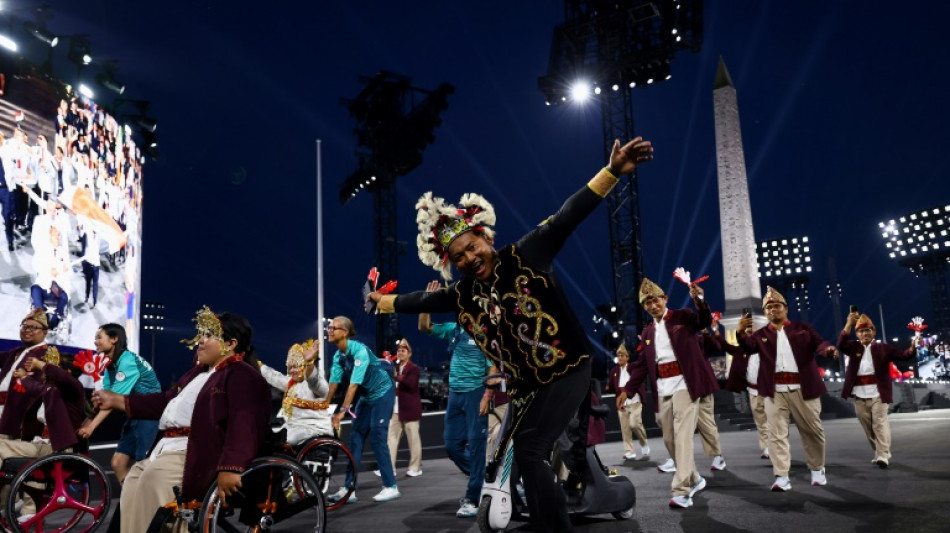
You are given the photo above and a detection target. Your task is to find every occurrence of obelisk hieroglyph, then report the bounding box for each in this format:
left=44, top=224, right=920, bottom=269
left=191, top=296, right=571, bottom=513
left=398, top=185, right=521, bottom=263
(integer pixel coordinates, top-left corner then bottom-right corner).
left=713, top=57, right=764, bottom=328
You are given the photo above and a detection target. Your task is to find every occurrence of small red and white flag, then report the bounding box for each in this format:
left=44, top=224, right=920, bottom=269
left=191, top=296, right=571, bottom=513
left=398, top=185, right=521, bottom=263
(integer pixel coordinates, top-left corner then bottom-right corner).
left=14, top=110, right=23, bottom=123
left=907, top=316, right=927, bottom=333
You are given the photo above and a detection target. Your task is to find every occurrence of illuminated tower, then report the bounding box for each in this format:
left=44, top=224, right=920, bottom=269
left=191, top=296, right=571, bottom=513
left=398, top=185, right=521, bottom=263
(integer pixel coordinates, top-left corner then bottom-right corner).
left=713, top=58, right=764, bottom=327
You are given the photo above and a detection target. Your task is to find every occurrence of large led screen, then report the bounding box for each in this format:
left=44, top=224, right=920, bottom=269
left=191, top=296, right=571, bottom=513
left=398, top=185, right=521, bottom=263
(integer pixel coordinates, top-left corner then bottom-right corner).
left=0, top=77, right=143, bottom=353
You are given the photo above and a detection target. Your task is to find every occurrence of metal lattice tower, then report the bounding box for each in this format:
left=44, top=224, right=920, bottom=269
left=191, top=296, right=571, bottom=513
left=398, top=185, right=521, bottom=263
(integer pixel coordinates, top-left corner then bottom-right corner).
left=540, top=0, right=703, bottom=333
left=600, top=88, right=646, bottom=330
left=341, top=72, right=454, bottom=354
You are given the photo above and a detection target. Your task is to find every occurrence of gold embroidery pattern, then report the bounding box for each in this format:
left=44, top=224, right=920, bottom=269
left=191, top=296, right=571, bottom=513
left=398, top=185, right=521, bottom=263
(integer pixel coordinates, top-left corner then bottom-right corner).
left=505, top=274, right=563, bottom=368
left=282, top=385, right=330, bottom=418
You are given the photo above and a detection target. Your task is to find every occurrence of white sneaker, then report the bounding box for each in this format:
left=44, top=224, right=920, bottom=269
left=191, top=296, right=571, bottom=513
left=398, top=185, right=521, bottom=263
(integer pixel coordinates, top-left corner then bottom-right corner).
left=623, top=451, right=636, bottom=460
left=874, top=457, right=889, bottom=469
left=406, top=469, right=423, bottom=477
left=688, top=476, right=706, bottom=498
left=771, top=476, right=791, bottom=492
left=657, top=458, right=676, bottom=473
left=456, top=498, right=478, bottom=517
left=327, top=487, right=356, bottom=503
left=761, top=448, right=770, bottom=459
left=640, top=444, right=651, bottom=458
left=811, top=468, right=827, bottom=486
left=711, top=455, right=727, bottom=471
left=373, top=470, right=381, bottom=477
left=669, top=495, right=692, bottom=508
left=373, top=486, right=401, bottom=502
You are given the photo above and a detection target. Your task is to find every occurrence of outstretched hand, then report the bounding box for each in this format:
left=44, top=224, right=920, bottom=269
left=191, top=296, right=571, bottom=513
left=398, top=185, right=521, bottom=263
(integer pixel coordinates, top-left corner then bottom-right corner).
left=608, top=137, right=654, bottom=176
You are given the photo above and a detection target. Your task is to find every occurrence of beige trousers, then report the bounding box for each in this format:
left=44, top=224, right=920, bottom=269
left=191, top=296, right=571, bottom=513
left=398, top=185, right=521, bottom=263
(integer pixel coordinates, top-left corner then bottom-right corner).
left=854, top=396, right=891, bottom=459
left=388, top=412, right=422, bottom=472
left=487, top=403, right=509, bottom=456
left=749, top=392, right=769, bottom=452
left=696, top=393, right=722, bottom=457
left=618, top=401, right=648, bottom=453
left=121, top=450, right=187, bottom=533
left=765, top=389, right=825, bottom=476
left=657, top=390, right=700, bottom=496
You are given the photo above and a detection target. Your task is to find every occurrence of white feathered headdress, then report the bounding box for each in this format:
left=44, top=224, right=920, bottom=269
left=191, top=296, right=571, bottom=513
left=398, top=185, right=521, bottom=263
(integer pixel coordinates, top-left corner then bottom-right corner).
left=416, top=191, right=496, bottom=281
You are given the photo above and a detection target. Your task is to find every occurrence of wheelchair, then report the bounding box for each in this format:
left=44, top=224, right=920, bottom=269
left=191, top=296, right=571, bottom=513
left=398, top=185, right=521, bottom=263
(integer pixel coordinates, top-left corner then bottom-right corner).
left=290, top=435, right=357, bottom=511
left=146, top=455, right=326, bottom=533
left=477, top=377, right=635, bottom=533
left=0, top=447, right=112, bottom=533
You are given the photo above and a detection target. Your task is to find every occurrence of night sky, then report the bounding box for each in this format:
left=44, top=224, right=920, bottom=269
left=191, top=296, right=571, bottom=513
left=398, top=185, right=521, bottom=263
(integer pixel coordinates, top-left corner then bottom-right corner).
left=28, top=1, right=950, bottom=384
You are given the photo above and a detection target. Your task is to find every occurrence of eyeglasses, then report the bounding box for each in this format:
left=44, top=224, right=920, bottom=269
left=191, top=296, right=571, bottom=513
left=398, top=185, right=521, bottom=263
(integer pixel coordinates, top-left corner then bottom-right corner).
left=20, top=324, right=46, bottom=332
left=326, top=326, right=346, bottom=332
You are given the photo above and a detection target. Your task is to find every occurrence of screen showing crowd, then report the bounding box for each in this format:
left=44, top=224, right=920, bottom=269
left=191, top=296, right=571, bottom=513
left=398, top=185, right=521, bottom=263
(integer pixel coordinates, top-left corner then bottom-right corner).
left=0, top=78, right=143, bottom=353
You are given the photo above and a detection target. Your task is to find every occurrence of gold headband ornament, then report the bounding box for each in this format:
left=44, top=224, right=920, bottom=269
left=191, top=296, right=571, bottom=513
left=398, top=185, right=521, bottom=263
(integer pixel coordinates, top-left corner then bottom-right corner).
left=415, top=192, right=496, bottom=281
left=286, top=339, right=316, bottom=370
left=180, top=305, right=224, bottom=350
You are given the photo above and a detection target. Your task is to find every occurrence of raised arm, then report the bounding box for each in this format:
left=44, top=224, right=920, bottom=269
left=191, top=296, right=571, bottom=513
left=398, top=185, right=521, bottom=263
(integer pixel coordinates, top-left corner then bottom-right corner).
left=518, top=137, right=654, bottom=268
left=372, top=284, right=458, bottom=315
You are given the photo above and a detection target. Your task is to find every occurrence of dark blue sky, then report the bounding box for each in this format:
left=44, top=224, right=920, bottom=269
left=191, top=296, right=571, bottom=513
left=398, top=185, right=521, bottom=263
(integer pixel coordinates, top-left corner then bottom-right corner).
left=33, top=1, right=950, bottom=383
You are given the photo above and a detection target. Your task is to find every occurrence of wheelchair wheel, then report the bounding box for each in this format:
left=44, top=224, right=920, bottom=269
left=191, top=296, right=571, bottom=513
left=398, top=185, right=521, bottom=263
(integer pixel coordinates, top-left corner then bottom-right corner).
left=295, top=438, right=356, bottom=511
left=197, top=456, right=326, bottom=533
left=3, top=453, right=111, bottom=533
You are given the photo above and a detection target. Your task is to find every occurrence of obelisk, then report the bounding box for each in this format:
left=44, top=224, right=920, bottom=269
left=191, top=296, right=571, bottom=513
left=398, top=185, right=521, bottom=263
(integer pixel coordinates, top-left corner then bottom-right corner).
left=713, top=57, right=765, bottom=330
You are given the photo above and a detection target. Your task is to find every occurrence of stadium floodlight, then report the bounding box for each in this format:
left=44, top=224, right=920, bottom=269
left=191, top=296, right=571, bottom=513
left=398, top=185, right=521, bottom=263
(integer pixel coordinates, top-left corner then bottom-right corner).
left=68, top=35, right=92, bottom=66
left=757, top=236, right=812, bottom=314
left=96, top=72, right=125, bottom=95
left=26, top=23, right=58, bottom=47
left=78, top=84, right=94, bottom=99
left=135, top=116, right=157, bottom=133
left=879, top=204, right=950, bottom=335
left=0, top=34, right=17, bottom=52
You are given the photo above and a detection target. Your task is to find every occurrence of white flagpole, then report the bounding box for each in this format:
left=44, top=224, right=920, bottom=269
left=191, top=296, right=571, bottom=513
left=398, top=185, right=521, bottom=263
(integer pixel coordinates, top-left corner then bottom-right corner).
left=316, top=140, right=325, bottom=365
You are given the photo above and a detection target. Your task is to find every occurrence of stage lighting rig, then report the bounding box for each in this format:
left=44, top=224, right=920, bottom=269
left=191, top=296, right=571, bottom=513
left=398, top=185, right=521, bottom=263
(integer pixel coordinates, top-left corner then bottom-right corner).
left=540, top=0, right=703, bottom=331
left=880, top=204, right=950, bottom=335
left=340, top=71, right=453, bottom=354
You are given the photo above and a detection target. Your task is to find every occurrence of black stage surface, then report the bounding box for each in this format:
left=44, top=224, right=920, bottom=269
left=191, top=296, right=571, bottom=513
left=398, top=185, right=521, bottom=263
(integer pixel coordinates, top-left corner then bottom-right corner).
left=90, top=409, right=949, bottom=532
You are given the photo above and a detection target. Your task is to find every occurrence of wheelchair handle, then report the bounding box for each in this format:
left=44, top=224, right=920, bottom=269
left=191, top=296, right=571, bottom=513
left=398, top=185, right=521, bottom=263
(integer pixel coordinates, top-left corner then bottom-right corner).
left=483, top=372, right=508, bottom=393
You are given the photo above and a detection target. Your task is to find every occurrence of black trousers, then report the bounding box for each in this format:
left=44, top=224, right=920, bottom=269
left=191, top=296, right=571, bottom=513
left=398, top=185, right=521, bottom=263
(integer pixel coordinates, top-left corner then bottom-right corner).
left=513, top=359, right=590, bottom=533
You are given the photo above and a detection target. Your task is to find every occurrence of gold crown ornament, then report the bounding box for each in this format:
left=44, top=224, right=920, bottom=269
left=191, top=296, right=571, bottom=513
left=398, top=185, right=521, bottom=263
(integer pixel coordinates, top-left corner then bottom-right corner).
left=180, top=306, right=224, bottom=350
left=638, top=277, right=666, bottom=304
left=286, top=339, right=316, bottom=370
left=762, top=286, right=787, bottom=308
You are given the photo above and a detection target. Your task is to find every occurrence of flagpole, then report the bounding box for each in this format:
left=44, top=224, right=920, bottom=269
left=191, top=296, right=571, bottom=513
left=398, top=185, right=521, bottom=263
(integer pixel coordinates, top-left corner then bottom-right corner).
left=316, top=139, right=325, bottom=366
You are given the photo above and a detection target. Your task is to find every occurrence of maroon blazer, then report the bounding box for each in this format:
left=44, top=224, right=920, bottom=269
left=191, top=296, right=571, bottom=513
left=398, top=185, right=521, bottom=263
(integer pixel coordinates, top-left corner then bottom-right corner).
left=0, top=355, right=85, bottom=451
left=836, top=333, right=914, bottom=404
left=623, top=306, right=717, bottom=412
left=126, top=355, right=271, bottom=501
left=0, top=344, right=48, bottom=387
left=738, top=321, right=833, bottom=400
left=710, top=334, right=755, bottom=394
left=394, top=361, right=422, bottom=422
left=605, top=362, right=646, bottom=402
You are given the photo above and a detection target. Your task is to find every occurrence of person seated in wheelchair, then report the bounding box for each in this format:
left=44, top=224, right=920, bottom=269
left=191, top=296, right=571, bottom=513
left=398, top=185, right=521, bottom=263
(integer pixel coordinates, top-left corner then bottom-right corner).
left=258, top=339, right=333, bottom=446
left=0, top=316, right=86, bottom=521
left=29, top=225, right=70, bottom=330
left=0, top=309, right=54, bottom=421
left=92, top=307, right=271, bottom=533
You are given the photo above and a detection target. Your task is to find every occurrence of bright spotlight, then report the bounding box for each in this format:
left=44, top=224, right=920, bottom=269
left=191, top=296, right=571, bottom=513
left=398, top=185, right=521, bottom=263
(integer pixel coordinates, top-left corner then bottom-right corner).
left=611, top=84, right=619, bottom=91
left=647, top=78, right=654, bottom=84
left=570, top=82, right=591, bottom=102
left=593, top=86, right=601, bottom=95
left=78, top=84, right=94, bottom=99
left=0, top=34, right=16, bottom=52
